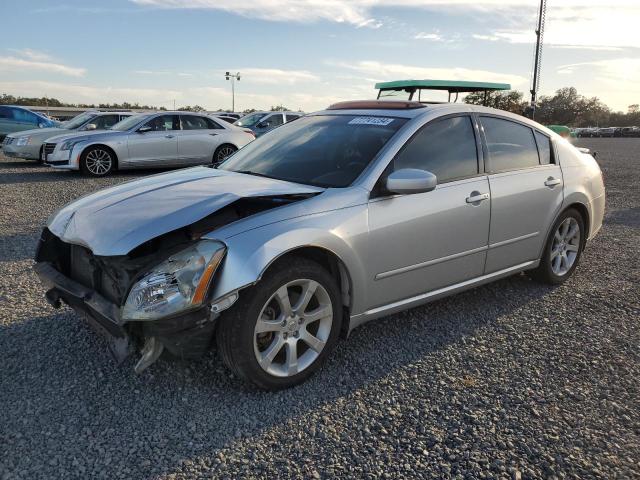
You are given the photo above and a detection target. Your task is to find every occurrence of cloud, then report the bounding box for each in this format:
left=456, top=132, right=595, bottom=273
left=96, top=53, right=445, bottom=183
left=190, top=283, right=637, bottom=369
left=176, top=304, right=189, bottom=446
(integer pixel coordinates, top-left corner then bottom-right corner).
left=232, top=68, right=319, bottom=85
left=7, top=48, right=54, bottom=61
left=553, top=57, right=640, bottom=110
left=133, top=70, right=171, bottom=75
left=414, top=32, right=443, bottom=41
left=0, top=56, right=86, bottom=77
left=332, top=60, right=528, bottom=87
left=471, top=2, right=640, bottom=49
left=128, top=0, right=640, bottom=49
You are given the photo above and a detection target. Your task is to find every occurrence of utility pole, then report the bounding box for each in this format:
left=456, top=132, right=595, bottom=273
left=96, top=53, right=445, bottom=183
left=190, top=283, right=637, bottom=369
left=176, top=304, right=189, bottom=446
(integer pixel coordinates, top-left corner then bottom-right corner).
left=225, top=71, right=241, bottom=112
left=529, top=0, right=547, bottom=120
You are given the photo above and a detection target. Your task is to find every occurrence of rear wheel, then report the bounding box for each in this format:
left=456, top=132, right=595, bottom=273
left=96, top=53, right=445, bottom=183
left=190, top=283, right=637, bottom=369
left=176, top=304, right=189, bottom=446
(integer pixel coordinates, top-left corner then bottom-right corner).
left=216, top=258, right=342, bottom=390
left=530, top=208, right=585, bottom=284
left=213, top=144, right=237, bottom=166
left=80, top=146, right=115, bottom=176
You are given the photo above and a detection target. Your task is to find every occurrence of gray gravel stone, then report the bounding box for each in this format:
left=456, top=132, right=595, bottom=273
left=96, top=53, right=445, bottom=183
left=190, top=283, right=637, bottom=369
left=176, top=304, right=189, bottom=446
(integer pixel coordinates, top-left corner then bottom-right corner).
left=0, top=139, right=639, bottom=479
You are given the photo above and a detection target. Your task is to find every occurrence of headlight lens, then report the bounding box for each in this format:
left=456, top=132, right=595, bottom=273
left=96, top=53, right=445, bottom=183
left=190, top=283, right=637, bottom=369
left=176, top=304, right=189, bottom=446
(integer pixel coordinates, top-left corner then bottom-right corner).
left=60, top=139, right=83, bottom=151
left=121, top=240, right=226, bottom=321
left=16, top=136, right=31, bottom=146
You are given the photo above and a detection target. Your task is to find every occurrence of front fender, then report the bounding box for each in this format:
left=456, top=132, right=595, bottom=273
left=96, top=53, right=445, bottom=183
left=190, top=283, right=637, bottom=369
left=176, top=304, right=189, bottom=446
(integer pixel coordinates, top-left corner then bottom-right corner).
left=207, top=204, right=370, bottom=315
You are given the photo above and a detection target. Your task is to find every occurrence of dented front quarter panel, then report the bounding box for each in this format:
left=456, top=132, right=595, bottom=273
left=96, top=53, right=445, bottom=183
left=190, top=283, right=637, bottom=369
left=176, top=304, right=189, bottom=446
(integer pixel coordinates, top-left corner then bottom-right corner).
left=204, top=187, right=372, bottom=315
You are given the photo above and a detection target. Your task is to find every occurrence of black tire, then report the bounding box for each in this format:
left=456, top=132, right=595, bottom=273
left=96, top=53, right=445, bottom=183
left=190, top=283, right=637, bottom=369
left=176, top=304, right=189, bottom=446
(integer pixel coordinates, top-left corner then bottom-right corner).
left=216, top=257, right=343, bottom=390
left=80, top=146, right=115, bottom=177
left=212, top=144, right=237, bottom=166
left=38, top=146, right=45, bottom=164
left=529, top=208, right=585, bottom=285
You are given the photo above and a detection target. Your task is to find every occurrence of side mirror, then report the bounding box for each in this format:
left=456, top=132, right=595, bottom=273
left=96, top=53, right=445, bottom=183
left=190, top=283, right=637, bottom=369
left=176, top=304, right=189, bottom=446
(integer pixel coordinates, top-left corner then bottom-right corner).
left=257, top=121, right=270, bottom=129
left=137, top=125, right=152, bottom=133
left=85, top=123, right=97, bottom=131
left=386, top=168, right=437, bottom=195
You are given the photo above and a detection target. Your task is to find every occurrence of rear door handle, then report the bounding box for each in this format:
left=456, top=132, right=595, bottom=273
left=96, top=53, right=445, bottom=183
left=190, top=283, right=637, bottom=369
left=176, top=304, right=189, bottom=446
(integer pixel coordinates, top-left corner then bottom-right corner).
left=165, top=134, right=175, bottom=139
left=544, top=177, right=562, bottom=187
left=466, top=193, right=490, bottom=204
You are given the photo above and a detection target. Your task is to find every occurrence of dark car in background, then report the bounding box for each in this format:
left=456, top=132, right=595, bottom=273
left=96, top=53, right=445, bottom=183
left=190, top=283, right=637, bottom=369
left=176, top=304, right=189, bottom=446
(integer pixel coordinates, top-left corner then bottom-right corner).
left=0, top=105, right=60, bottom=143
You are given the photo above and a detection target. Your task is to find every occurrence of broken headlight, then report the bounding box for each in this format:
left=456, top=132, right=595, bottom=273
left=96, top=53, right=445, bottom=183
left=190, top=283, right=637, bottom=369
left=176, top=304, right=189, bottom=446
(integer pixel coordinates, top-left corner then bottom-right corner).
left=121, top=240, right=226, bottom=321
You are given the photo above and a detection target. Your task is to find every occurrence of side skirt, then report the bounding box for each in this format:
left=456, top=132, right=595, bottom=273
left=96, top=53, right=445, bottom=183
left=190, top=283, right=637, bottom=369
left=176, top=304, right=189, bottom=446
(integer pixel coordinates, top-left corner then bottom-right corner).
left=348, top=260, right=539, bottom=332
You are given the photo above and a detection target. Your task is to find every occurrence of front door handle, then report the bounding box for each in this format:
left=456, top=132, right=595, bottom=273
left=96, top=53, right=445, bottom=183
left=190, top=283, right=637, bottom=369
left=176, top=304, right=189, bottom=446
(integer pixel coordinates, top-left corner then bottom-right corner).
left=544, top=177, right=562, bottom=187
left=165, top=134, right=175, bottom=139
left=466, top=192, right=490, bottom=204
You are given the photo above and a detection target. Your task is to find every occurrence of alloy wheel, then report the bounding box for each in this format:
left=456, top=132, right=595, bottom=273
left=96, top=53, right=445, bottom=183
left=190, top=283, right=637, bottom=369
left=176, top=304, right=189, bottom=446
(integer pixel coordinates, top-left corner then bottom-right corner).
left=216, top=146, right=236, bottom=162
left=85, top=149, right=112, bottom=175
left=550, top=217, right=581, bottom=276
left=253, top=279, right=333, bottom=377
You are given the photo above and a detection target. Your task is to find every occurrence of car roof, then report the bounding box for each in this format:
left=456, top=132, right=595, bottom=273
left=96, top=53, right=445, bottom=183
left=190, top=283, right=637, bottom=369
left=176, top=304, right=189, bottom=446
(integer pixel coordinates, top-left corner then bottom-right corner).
left=313, top=101, right=555, bottom=134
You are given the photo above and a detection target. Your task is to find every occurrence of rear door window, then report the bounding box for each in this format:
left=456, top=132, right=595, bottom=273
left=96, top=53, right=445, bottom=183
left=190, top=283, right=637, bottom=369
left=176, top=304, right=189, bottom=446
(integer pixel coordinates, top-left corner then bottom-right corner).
left=144, top=115, right=180, bottom=131
left=393, top=115, right=479, bottom=183
left=285, top=114, right=301, bottom=122
left=481, top=117, right=540, bottom=172
left=181, top=115, right=210, bottom=130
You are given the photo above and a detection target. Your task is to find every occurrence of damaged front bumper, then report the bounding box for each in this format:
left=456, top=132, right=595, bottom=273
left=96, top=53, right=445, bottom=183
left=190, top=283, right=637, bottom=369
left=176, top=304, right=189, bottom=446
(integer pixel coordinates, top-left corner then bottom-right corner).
left=34, top=261, right=218, bottom=372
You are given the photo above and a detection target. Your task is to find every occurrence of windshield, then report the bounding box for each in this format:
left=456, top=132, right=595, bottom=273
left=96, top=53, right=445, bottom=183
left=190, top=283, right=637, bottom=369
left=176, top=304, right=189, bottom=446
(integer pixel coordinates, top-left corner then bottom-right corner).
left=234, top=112, right=267, bottom=127
left=63, top=112, right=96, bottom=130
left=109, top=114, right=150, bottom=131
left=220, top=114, right=407, bottom=187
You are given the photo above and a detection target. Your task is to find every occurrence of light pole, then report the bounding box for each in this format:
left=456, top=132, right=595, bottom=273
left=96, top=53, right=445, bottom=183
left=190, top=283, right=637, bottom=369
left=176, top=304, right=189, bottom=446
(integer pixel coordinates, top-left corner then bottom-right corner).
left=225, top=71, right=241, bottom=112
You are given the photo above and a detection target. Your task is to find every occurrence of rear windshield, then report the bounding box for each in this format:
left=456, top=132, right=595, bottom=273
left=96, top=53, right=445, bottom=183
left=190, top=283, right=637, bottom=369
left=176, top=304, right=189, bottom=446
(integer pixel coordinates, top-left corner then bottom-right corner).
left=220, top=114, right=407, bottom=187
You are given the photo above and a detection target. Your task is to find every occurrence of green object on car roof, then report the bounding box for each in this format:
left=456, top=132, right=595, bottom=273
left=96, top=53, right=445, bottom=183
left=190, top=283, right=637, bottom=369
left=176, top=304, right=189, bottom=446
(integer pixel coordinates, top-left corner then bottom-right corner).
left=375, top=79, right=511, bottom=103
left=546, top=125, right=574, bottom=138
left=375, top=79, right=511, bottom=92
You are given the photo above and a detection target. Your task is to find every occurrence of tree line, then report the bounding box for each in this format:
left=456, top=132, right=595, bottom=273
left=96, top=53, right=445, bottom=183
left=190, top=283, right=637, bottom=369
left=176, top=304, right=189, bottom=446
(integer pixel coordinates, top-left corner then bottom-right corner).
left=0, top=94, right=298, bottom=115
left=3, top=88, right=637, bottom=126
left=464, top=87, right=639, bottom=127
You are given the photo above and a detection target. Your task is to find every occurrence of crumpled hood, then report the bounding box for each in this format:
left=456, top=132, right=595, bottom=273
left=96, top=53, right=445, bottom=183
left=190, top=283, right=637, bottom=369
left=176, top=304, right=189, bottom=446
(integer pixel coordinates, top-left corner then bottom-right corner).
left=47, top=167, right=323, bottom=256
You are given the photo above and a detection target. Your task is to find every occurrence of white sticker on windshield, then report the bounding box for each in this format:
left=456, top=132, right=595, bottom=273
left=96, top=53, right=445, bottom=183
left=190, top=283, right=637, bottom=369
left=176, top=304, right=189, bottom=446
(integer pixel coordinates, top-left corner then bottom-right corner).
left=348, top=117, right=395, bottom=126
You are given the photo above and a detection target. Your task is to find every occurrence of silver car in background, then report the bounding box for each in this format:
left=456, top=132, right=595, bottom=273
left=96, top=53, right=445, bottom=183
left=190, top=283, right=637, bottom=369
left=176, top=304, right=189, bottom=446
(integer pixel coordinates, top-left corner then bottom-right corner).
left=2, top=111, right=133, bottom=161
left=34, top=100, right=605, bottom=389
left=234, top=111, right=303, bottom=137
left=43, top=112, right=255, bottom=176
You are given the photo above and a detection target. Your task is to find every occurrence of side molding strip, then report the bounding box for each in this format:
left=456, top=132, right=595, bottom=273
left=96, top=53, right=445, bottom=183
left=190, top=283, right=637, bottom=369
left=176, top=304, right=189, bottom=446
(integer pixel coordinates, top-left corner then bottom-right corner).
left=350, top=260, right=539, bottom=331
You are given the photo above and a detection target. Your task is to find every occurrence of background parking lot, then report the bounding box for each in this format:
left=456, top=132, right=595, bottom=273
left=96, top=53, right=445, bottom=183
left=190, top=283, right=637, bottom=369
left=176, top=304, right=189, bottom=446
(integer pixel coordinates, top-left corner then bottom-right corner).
left=1, top=139, right=638, bottom=479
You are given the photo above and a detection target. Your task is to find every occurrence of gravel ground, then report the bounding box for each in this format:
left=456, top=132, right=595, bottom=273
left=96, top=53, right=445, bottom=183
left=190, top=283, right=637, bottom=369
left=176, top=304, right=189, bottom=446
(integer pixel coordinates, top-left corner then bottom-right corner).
left=1, top=139, right=638, bottom=479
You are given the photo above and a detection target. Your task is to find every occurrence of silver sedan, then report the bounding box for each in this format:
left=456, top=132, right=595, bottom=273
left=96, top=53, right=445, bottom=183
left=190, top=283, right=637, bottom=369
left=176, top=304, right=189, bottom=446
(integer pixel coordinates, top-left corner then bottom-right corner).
left=35, top=101, right=605, bottom=389
left=43, top=112, right=255, bottom=176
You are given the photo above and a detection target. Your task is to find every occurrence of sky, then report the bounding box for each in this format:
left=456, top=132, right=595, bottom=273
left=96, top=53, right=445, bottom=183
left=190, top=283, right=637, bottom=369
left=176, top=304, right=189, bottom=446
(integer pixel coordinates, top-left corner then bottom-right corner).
left=1, top=0, right=639, bottom=112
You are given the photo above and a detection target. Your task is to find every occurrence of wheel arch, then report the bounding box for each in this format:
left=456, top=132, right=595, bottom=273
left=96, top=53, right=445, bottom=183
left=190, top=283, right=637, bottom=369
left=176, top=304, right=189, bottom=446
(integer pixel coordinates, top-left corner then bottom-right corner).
left=80, top=143, right=119, bottom=169
left=263, top=245, right=353, bottom=314
left=538, top=199, right=591, bottom=259
left=213, top=143, right=238, bottom=164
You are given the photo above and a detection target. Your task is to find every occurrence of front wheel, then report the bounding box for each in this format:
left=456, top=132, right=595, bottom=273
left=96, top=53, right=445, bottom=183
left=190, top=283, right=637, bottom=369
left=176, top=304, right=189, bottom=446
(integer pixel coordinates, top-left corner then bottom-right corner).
left=530, top=208, right=585, bottom=284
left=80, top=146, right=115, bottom=176
left=216, top=258, right=342, bottom=390
left=213, top=144, right=237, bottom=166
